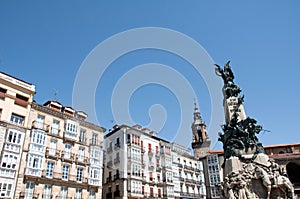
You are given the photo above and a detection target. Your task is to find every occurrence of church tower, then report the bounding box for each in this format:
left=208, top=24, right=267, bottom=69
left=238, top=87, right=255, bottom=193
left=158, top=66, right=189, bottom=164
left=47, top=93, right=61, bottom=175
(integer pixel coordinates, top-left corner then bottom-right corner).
left=192, top=102, right=211, bottom=159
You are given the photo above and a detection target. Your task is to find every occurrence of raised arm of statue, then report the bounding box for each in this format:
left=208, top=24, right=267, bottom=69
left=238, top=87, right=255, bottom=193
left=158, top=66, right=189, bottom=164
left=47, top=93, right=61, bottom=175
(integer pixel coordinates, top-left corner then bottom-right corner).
left=215, top=61, right=235, bottom=84
left=215, top=64, right=227, bottom=83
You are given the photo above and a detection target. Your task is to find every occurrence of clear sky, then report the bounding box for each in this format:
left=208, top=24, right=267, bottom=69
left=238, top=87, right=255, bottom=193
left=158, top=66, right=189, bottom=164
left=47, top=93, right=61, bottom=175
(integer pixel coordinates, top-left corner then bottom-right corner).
left=0, top=1, right=299, bottom=150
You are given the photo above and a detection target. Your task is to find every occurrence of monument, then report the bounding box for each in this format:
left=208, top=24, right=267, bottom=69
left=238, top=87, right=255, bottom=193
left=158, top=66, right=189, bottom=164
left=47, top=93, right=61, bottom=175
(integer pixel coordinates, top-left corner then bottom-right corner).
left=216, top=61, right=295, bottom=199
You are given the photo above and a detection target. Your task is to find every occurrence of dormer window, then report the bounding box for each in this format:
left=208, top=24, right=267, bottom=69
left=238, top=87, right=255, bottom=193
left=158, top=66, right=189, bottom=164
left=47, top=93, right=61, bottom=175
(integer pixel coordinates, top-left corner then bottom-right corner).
left=15, top=94, right=28, bottom=107
left=0, top=87, right=6, bottom=99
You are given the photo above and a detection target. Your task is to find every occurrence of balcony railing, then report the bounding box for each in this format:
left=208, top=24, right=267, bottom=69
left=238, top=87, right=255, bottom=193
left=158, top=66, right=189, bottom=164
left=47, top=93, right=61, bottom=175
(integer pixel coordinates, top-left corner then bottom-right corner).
left=0, top=168, right=15, bottom=178
left=185, top=178, right=196, bottom=184
left=180, top=192, right=205, bottom=198
left=61, top=151, right=76, bottom=162
left=88, top=178, right=100, bottom=185
left=89, top=139, right=102, bottom=147
left=184, top=165, right=194, bottom=171
left=3, top=143, right=20, bottom=153
left=63, top=131, right=77, bottom=141
left=50, top=127, right=60, bottom=136
left=45, top=148, right=88, bottom=165
left=56, top=196, right=72, bottom=199
left=32, top=121, right=49, bottom=132
left=179, top=177, right=185, bottom=181
left=46, top=147, right=60, bottom=158
left=19, top=192, right=39, bottom=199
left=41, top=170, right=88, bottom=184
left=41, top=194, right=54, bottom=199
left=25, top=167, right=42, bottom=177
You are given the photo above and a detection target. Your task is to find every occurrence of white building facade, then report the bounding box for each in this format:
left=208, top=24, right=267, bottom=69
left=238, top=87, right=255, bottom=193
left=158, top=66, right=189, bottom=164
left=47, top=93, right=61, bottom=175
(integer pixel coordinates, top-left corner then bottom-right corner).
left=172, top=143, right=206, bottom=199
left=104, top=124, right=207, bottom=199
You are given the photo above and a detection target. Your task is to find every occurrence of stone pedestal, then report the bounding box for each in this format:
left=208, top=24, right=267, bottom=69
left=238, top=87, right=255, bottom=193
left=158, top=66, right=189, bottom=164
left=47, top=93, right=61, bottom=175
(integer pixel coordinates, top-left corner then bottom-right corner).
left=224, top=157, right=243, bottom=177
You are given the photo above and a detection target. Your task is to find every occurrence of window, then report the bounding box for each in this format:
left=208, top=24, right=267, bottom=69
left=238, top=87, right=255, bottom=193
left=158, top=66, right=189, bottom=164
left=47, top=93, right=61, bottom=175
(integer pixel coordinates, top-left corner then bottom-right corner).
left=148, top=143, right=152, bottom=151
left=75, top=188, right=82, bottom=199
left=62, top=165, right=69, bottom=180
left=36, top=115, right=45, bottom=129
left=49, top=140, right=57, bottom=155
left=43, top=185, right=52, bottom=199
left=92, top=133, right=98, bottom=145
left=90, top=168, right=100, bottom=179
left=10, top=113, right=24, bottom=125
left=150, top=187, right=154, bottom=196
left=66, top=122, right=77, bottom=133
left=0, top=183, right=12, bottom=197
left=79, top=129, right=86, bottom=143
left=31, top=129, right=46, bottom=145
left=6, top=129, right=22, bottom=144
left=78, top=147, right=85, bottom=161
left=46, top=162, right=54, bottom=178
left=89, top=190, right=95, bottom=199
left=27, top=154, right=42, bottom=171
left=65, top=120, right=78, bottom=139
left=15, top=94, right=28, bottom=107
left=126, top=134, right=131, bottom=144
left=77, top=168, right=83, bottom=182
left=60, top=187, right=67, bottom=199
left=51, top=119, right=59, bottom=135
left=25, top=182, right=34, bottom=199
left=0, top=87, right=6, bottom=99
left=115, top=137, right=120, bottom=148
left=1, top=153, right=17, bottom=169
left=64, top=144, right=71, bottom=158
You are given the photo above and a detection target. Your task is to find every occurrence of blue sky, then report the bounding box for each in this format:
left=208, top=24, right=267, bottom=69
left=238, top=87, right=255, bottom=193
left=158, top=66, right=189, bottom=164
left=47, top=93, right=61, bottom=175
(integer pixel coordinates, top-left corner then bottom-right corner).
left=0, top=1, right=299, bottom=150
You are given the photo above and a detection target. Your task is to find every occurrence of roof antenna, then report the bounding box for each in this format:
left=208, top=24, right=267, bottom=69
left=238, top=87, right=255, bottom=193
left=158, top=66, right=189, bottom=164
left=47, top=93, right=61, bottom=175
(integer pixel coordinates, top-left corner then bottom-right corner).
left=53, top=88, right=58, bottom=100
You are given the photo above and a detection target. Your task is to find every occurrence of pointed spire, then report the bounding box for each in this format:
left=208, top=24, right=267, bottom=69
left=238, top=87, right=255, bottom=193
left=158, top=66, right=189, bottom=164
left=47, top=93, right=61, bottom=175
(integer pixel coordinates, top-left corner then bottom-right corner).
left=193, top=99, right=202, bottom=122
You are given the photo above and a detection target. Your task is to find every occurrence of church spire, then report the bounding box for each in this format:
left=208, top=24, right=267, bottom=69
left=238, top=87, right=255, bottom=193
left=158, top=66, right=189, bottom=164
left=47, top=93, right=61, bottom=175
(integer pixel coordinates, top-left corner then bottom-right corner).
left=193, top=100, right=202, bottom=123
left=191, top=99, right=211, bottom=159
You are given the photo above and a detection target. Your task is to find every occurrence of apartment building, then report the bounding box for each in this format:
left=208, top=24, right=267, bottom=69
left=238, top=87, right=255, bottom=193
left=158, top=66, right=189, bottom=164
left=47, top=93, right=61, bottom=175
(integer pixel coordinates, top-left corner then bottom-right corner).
left=171, top=143, right=206, bottom=198
left=103, top=124, right=169, bottom=199
left=103, top=124, right=207, bottom=199
left=15, top=100, right=105, bottom=199
left=0, top=71, right=106, bottom=199
left=202, top=153, right=224, bottom=199
left=0, top=72, right=35, bottom=198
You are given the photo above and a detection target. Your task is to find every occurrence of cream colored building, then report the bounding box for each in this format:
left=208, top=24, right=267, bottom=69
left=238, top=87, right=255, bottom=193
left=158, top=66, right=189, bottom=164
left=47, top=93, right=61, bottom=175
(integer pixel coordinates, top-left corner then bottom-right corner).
left=0, top=71, right=106, bottom=199
left=0, top=71, right=35, bottom=198
left=16, top=100, right=105, bottom=199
